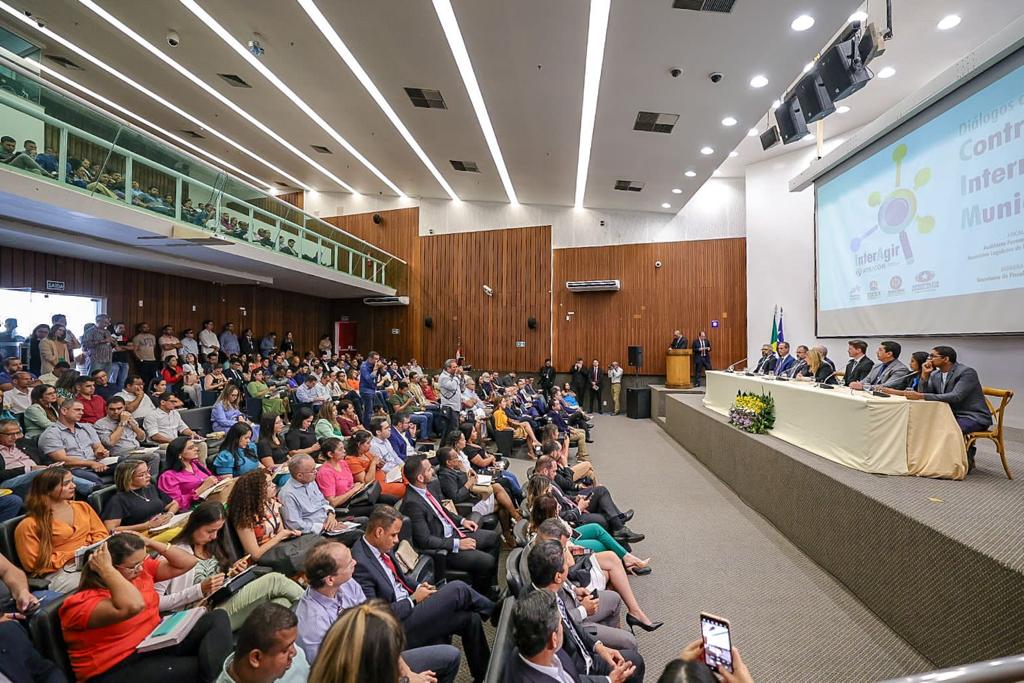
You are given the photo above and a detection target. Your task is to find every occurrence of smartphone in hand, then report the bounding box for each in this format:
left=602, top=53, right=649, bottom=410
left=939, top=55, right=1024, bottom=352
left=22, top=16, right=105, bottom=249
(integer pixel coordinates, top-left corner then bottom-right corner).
left=700, top=612, right=733, bottom=673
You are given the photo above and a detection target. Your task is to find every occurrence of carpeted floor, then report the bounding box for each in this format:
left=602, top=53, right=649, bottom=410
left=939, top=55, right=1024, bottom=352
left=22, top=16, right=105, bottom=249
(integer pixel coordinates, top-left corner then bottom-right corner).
left=481, top=413, right=933, bottom=682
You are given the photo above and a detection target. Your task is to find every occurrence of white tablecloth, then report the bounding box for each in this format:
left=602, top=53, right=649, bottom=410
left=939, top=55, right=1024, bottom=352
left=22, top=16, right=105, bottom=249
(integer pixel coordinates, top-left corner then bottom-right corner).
left=703, top=371, right=966, bottom=479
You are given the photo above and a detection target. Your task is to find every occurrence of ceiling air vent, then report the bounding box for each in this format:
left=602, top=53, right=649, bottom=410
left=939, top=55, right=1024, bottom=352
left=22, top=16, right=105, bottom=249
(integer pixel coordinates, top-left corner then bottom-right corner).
left=217, top=73, right=252, bottom=88
left=311, top=145, right=332, bottom=154
left=634, top=111, right=679, bottom=134
left=566, top=280, right=621, bottom=293
left=404, top=87, right=447, bottom=109
left=179, top=129, right=205, bottom=139
left=671, top=0, right=736, bottom=12
left=450, top=160, right=479, bottom=173
left=363, top=296, right=410, bottom=307
left=614, top=180, right=644, bottom=192
left=274, top=181, right=291, bottom=188
left=46, top=55, right=83, bottom=70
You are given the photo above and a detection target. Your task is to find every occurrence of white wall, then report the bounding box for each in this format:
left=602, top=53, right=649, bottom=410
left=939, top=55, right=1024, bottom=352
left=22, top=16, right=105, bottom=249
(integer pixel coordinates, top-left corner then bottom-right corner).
left=746, top=144, right=1024, bottom=429
left=303, top=177, right=745, bottom=249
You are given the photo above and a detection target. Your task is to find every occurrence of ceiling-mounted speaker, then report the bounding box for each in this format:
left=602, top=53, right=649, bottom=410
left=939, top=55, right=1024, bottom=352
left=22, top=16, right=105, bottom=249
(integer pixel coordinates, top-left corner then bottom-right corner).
left=794, top=70, right=835, bottom=124
left=760, top=126, right=780, bottom=151
left=527, top=317, right=537, bottom=329
left=775, top=97, right=808, bottom=144
left=819, top=38, right=872, bottom=102
left=372, top=213, right=383, bottom=225
left=424, top=316, right=433, bottom=328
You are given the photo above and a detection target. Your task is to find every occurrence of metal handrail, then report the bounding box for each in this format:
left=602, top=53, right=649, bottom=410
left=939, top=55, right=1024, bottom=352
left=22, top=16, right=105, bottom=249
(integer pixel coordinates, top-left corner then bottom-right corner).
left=0, top=50, right=405, bottom=286
left=878, top=655, right=1024, bottom=683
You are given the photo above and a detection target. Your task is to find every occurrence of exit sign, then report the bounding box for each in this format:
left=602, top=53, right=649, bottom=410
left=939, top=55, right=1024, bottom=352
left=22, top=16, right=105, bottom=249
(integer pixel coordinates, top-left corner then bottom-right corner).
left=46, top=280, right=65, bottom=291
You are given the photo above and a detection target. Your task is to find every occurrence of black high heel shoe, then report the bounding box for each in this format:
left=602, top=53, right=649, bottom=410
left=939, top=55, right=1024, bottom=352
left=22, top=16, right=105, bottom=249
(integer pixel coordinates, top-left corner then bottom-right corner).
left=625, top=614, right=663, bottom=633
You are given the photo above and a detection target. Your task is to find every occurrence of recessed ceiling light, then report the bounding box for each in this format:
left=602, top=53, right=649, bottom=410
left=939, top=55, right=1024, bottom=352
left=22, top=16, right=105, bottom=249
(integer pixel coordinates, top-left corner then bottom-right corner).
left=433, top=0, right=519, bottom=203
left=836, top=105, right=850, bottom=114
left=661, top=203, right=671, bottom=209
left=848, top=11, right=868, bottom=23
left=729, top=151, right=739, bottom=158
left=671, top=188, right=682, bottom=194
left=684, top=170, right=697, bottom=178
left=572, top=0, right=611, bottom=209
left=747, top=127, right=759, bottom=137
left=721, top=116, right=737, bottom=127
left=713, top=170, right=722, bottom=176
left=803, top=61, right=814, bottom=74
left=791, top=15, right=814, bottom=31
left=802, top=133, right=815, bottom=141
left=749, top=74, right=769, bottom=88
left=771, top=99, right=781, bottom=110
left=877, top=66, right=896, bottom=79
left=298, top=0, right=458, bottom=200
left=937, top=14, right=961, bottom=30
left=700, top=146, right=714, bottom=155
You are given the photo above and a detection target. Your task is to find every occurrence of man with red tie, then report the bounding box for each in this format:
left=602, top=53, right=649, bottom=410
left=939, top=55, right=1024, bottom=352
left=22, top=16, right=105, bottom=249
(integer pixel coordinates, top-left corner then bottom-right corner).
left=401, top=454, right=501, bottom=599
left=348, top=507, right=495, bottom=681
left=692, top=331, right=712, bottom=387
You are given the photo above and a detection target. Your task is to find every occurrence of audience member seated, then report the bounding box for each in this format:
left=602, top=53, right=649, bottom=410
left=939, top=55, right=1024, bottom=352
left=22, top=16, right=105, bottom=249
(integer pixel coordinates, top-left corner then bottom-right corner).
left=15, top=467, right=108, bottom=593
left=1, top=371, right=32, bottom=415
left=91, top=368, right=120, bottom=402
left=316, top=437, right=375, bottom=516
left=154, top=501, right=303, bottom=631
left=540, top=425, right=598, bottom=489
left=295, top=374, right=329, bottom=409
left=144, top=392, right=209, bottom=462
left=58, top=532, right=233, bottom=683
left=210, top=423, right=261, bottom=478
left=1, top=417, right=98, bottom=502
left=336, top=399, right=362, bottom=436
left=451, top=425, right=524, bottom=500
left=0, top=553, right=64, bottom=682
left=226, top=470, right=313, bottom=576
left=526, top=540, right=644, bottom=681
left=657, top=639, right=754, bottom=683
left=401, top=454, right=500, bottom=598
left=158, top=436, right=222, bottom=509
left=210, top=384, right=254, bottom=436
left=248, top=369, right=288, bottom=417
left=215, top=603, right=310, bottom=683
left=534, top=455, right=642, bottom=544
left=284, top=407, right=321, bottom=459
left=493, top=395, right=541, bottom=456
left=38, top=398, right=109, bottom=490
left=74, top=375, right=107, bottom=424
left=0, top=135, right=51, bottom=174
left=311, top=400, right=340, bottom=440
left=368, top=416, right=406, bottom=475
left=350, top=506, right=497, bottom=681
left=100, top=458, right=179, bottom=534
left=346, top=430, right=404, bottom=502
left=279, top=454, right=350, bottom=536
left=437, top=445, right=520, bottom=547
left=93, top=396, right=160, bottom=475
left=256, top=414, right=290, bottom=468
left=116, top=374, right=158, bottom=423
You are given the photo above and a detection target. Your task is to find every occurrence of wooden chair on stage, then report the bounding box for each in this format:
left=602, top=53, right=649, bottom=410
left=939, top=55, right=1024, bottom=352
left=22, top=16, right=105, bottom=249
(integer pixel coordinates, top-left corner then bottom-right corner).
left=965, top=388, right=1014, bottom=479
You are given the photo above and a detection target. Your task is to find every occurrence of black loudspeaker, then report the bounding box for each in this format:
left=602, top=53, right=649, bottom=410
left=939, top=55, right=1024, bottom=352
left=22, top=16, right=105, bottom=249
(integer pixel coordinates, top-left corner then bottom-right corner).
left=794, top=71, right=835, bottom=123
left=372, top=213, right=383, bottom=225
left=424, top=317, right=433, bottom=328
left=627, top=346, right=643, bottom=368
left=760, top=126, right=780, bottom=151
left=527, top=317, right=537, bottom=330
left=819, top=39, right=872, bottom=102
left=626, top=387, right=651, bottom=420
left=775, top=97, right=808, bottom=144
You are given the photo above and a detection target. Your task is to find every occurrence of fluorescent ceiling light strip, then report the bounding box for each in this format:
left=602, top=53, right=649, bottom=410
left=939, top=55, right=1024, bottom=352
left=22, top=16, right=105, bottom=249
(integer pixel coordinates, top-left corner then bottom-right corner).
left=574, top=0, right=610, bottom=209
left=296, top=0, right=458, bottom=201
left=75, top=0, right=349, bottom=194
left=179, top=0, right=402, bottom=197
left=0, top=0, right=312, bottom=191
left=432, top=0, right=518, bottom=204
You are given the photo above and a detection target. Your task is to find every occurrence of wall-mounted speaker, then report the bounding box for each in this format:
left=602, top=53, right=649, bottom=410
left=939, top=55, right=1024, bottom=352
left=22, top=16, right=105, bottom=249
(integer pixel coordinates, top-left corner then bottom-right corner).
left=372, top=213, right=383, bottom=225
left=628, top=345, right=644, bottom=368
left=527, top=317, right=537, bottom=330
left=775, top=97, right=809, bottom=144
left=424, top=316, right=433, bottom=328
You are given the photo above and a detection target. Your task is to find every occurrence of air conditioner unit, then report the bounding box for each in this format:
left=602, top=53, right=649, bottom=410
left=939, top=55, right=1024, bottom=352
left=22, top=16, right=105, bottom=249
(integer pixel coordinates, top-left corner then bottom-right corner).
left=362, top=296, right=410, bottom=306
left=565, top=280, right=621, bottom=293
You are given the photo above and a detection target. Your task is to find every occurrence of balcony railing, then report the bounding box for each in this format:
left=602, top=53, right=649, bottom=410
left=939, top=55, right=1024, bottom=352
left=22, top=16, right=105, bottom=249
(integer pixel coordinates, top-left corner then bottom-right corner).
left=0, top=50, right=405, bottom=292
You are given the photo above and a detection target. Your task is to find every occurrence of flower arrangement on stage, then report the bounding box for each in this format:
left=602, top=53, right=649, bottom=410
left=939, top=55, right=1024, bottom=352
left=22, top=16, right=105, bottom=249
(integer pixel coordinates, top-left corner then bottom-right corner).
left=728, top=391, right=776, bottom=434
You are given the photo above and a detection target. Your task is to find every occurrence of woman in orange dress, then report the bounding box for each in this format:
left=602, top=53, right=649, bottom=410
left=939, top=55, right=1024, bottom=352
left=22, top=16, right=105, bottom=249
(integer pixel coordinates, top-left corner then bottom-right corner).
left=344, top=429, right=405, bottom=503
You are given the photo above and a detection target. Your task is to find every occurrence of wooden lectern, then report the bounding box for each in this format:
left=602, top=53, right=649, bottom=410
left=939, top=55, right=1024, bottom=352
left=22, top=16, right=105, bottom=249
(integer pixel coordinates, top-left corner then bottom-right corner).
left=665, top=349, right=693, bottom=389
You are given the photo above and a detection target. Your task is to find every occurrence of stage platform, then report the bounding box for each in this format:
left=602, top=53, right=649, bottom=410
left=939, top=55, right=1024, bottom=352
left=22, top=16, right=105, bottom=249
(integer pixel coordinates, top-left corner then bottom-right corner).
left=648, top=383, right=704, bottom=418
left=656, top=393, right=1024, bottom=668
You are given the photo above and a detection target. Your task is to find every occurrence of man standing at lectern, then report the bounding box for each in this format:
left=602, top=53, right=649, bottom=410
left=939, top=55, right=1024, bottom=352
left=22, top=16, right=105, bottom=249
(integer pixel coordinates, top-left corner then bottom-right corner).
left=669, top=330, right=688, bottom=350
left=692, top=331, right=712, bottom=387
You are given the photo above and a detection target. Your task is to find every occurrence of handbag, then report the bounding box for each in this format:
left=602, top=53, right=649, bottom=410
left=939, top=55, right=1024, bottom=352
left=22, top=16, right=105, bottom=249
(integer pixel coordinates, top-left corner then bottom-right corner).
left=347, top=480, right=381, bottom=509
left=256, top=534, right=321, bottom=576
left=394, top=539, right=419, bottom=574
left=207, top=565, right=270, bottom=606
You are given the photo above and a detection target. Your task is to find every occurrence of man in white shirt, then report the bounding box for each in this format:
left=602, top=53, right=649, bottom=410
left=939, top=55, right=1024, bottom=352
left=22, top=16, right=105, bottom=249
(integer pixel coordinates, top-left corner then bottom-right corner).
left=2, top=372, right=32, bottom=413
left=408, top=359, right=423, bottom=377
left=116, top=374, right=158, bottom=421
left=198, top=319, right=220, bottom=359
left=93, top=396, right=159, bottom=475
left=295, top=376, right=328, bottom=407
left=215, top=604, right=309, bottom=683
left=607, top=362, right=624, bottom=416
left=368, top=417, right=404, bottom=474
left=157, top=325, right=182, bottom=362
left=144, top=392, right=208, bottom=461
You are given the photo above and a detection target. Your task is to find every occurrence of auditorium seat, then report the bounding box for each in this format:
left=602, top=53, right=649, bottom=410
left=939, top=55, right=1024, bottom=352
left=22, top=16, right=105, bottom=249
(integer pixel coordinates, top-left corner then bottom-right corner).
left=489, top=415, right=527, bottom=460
left=29, top=592, right=74, bottom=681
left=512, top=518, right=530, bottom=547
left=244, top=396, right=263, bottom=421
left=87, top=485, right=116, bottom=516
left=504, top=547, right=525, bottom=597
left=483, top=595, right=516, bottom=683
left=0, top=514, right=50, bottom=589
left=180, top=406, right=213, bottom=434
left=200, top=390, right=219, bottom=407
left=966, top=387, right=1015, bottom=479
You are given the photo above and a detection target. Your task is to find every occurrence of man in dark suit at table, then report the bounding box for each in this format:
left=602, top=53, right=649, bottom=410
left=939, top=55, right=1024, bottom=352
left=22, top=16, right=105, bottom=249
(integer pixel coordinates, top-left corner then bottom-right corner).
left=843, top=340, right=874, bottom=386
left=753, top=345, right=777, bottom=374
left=401, top=454, right=501, bottom=597
left=350, top=505, right=494, bottom=681
left=773, top=342, right=796, bottom=377
left=669, top=330, right=688, bottom=350
left=896, top=346, right=991, bottom=473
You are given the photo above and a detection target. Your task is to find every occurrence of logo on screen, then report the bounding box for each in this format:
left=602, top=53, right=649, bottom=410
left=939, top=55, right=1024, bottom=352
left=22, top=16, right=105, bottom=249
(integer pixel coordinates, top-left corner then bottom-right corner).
left=869, top=280, right=879, bottom=291
left=890, top=275, right=903, bottom=290
left=848, top=143, right=936, bottom=265
left=916, top=270, right=935, bottom=283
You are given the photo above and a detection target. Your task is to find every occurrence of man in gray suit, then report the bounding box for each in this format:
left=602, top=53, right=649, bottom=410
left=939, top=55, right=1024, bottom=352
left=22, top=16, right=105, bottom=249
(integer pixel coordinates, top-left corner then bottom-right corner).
left=850, top=341, right=910, bottom=391
left=904, top=345, right=991, bottom=472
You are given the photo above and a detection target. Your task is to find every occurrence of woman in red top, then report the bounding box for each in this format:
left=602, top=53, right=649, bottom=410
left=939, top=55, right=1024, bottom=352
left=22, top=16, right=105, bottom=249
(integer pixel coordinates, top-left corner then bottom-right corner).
left=59, top=532, right=232, bottom=682
left=336, top=399, right=362, bottom=436
left=419, top=376, right=439, bottom=403
left=160, top=356, right=185, bottom=388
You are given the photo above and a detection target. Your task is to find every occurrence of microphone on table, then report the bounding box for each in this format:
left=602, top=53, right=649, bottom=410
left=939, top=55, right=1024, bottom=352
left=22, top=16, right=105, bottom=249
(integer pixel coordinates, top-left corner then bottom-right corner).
left=776, top=360, right=804, bottom=381
left=867, top=370, right=920, bottom=396
left=815, top=369, right=839, bottom=389
left=725, top=358, right=748, bottom=373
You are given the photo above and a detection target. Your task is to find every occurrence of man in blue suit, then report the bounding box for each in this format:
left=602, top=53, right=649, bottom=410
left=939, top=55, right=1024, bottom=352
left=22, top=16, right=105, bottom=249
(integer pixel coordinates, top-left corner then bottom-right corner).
left=359, top=351, right=381, bottom=426
left=389, top=412, right=417, bottom=460
left=773, top=341, right=797, bottom=376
